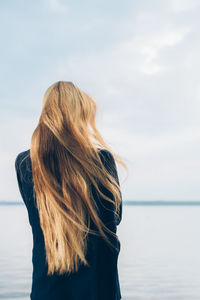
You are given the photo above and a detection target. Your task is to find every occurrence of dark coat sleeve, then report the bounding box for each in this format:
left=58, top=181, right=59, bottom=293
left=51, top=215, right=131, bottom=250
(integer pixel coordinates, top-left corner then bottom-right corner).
left=99, top=149, right=122, bottom=226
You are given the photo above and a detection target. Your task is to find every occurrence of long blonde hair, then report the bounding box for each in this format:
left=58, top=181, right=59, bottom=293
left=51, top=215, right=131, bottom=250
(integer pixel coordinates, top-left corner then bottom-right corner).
left=30, top=81, right=127, bottom=275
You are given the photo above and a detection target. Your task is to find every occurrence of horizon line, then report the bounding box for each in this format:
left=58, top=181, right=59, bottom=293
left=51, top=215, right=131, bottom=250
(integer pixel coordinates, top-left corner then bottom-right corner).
left=1, top=200, right=200, bottom=206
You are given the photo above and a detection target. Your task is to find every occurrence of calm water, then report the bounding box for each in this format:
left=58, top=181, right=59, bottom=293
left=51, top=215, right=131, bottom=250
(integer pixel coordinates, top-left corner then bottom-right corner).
left=0, top=205, right=200, bottom=300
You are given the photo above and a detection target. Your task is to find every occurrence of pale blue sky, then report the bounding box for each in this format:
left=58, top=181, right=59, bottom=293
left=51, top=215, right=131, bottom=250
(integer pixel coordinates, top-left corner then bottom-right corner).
left=1, top=0, right=200, bottom=202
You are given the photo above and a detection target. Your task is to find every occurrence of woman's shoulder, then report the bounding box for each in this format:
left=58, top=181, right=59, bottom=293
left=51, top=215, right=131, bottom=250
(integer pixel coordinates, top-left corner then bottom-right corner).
left=15, top=149, right=30, bottom=166
left=15, top=148, right=29, bottom=160
left=15, top=149, right=32, bottom=180
left=98, top=148, right=114, bottom=161
left=98, top=148, right=116, bottom=169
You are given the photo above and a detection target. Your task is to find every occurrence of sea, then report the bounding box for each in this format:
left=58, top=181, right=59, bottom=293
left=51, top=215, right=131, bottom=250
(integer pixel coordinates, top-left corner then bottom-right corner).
left=0, top=202, right=200, bottom=300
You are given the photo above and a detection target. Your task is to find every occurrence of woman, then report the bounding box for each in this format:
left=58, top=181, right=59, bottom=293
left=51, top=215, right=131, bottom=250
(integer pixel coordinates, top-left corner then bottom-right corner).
left=15, top=81, right=127, bottom=300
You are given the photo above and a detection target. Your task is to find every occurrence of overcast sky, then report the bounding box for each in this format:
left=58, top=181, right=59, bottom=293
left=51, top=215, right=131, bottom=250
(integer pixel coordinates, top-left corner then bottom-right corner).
left=1, top=0, right=200, bottom=202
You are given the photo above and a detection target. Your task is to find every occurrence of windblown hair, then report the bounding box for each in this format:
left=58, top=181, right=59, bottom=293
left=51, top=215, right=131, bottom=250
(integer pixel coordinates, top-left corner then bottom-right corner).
left=30, top=81, right=127, bottom=275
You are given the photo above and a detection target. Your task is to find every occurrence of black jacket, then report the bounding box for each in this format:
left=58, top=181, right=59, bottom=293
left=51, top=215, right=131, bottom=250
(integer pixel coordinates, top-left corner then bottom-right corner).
left=15, top=148, right=122, bottom=300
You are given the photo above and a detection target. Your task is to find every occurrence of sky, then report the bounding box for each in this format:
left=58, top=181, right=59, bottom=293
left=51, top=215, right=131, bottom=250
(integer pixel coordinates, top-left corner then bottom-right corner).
left=0, top=0, right=200, bottom=202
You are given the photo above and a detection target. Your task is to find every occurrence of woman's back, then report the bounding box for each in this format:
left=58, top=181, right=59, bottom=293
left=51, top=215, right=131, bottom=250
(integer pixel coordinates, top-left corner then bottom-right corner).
left=15, top=148, right=122, bottom=300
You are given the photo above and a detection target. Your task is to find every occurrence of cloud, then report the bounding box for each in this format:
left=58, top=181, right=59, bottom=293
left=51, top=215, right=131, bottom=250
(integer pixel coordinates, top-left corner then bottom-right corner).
left=137, top=27, right=191, bottom=74
left=170, top=0, right=200, bottom=12
left=55, top=22, right=191, bottom=92
left=47, top=0, right=68, bottom=13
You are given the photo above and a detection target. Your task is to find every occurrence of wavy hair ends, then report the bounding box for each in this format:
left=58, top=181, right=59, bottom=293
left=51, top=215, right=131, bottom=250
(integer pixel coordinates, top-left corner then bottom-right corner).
left=30, top=81, right=127, bottom=275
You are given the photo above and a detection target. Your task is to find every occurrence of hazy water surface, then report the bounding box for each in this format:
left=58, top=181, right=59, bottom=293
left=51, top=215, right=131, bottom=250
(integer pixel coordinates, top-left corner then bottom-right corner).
left=0, top=205, right=200, bottom=300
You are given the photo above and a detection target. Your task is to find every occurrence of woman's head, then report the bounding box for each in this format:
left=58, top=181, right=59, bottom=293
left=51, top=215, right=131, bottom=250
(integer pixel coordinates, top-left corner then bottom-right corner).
left=40, top=81, right=99, bottom=152
left=30, top=81, right=127, bottom=275
left=41, top=81, right=97, bottom=142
